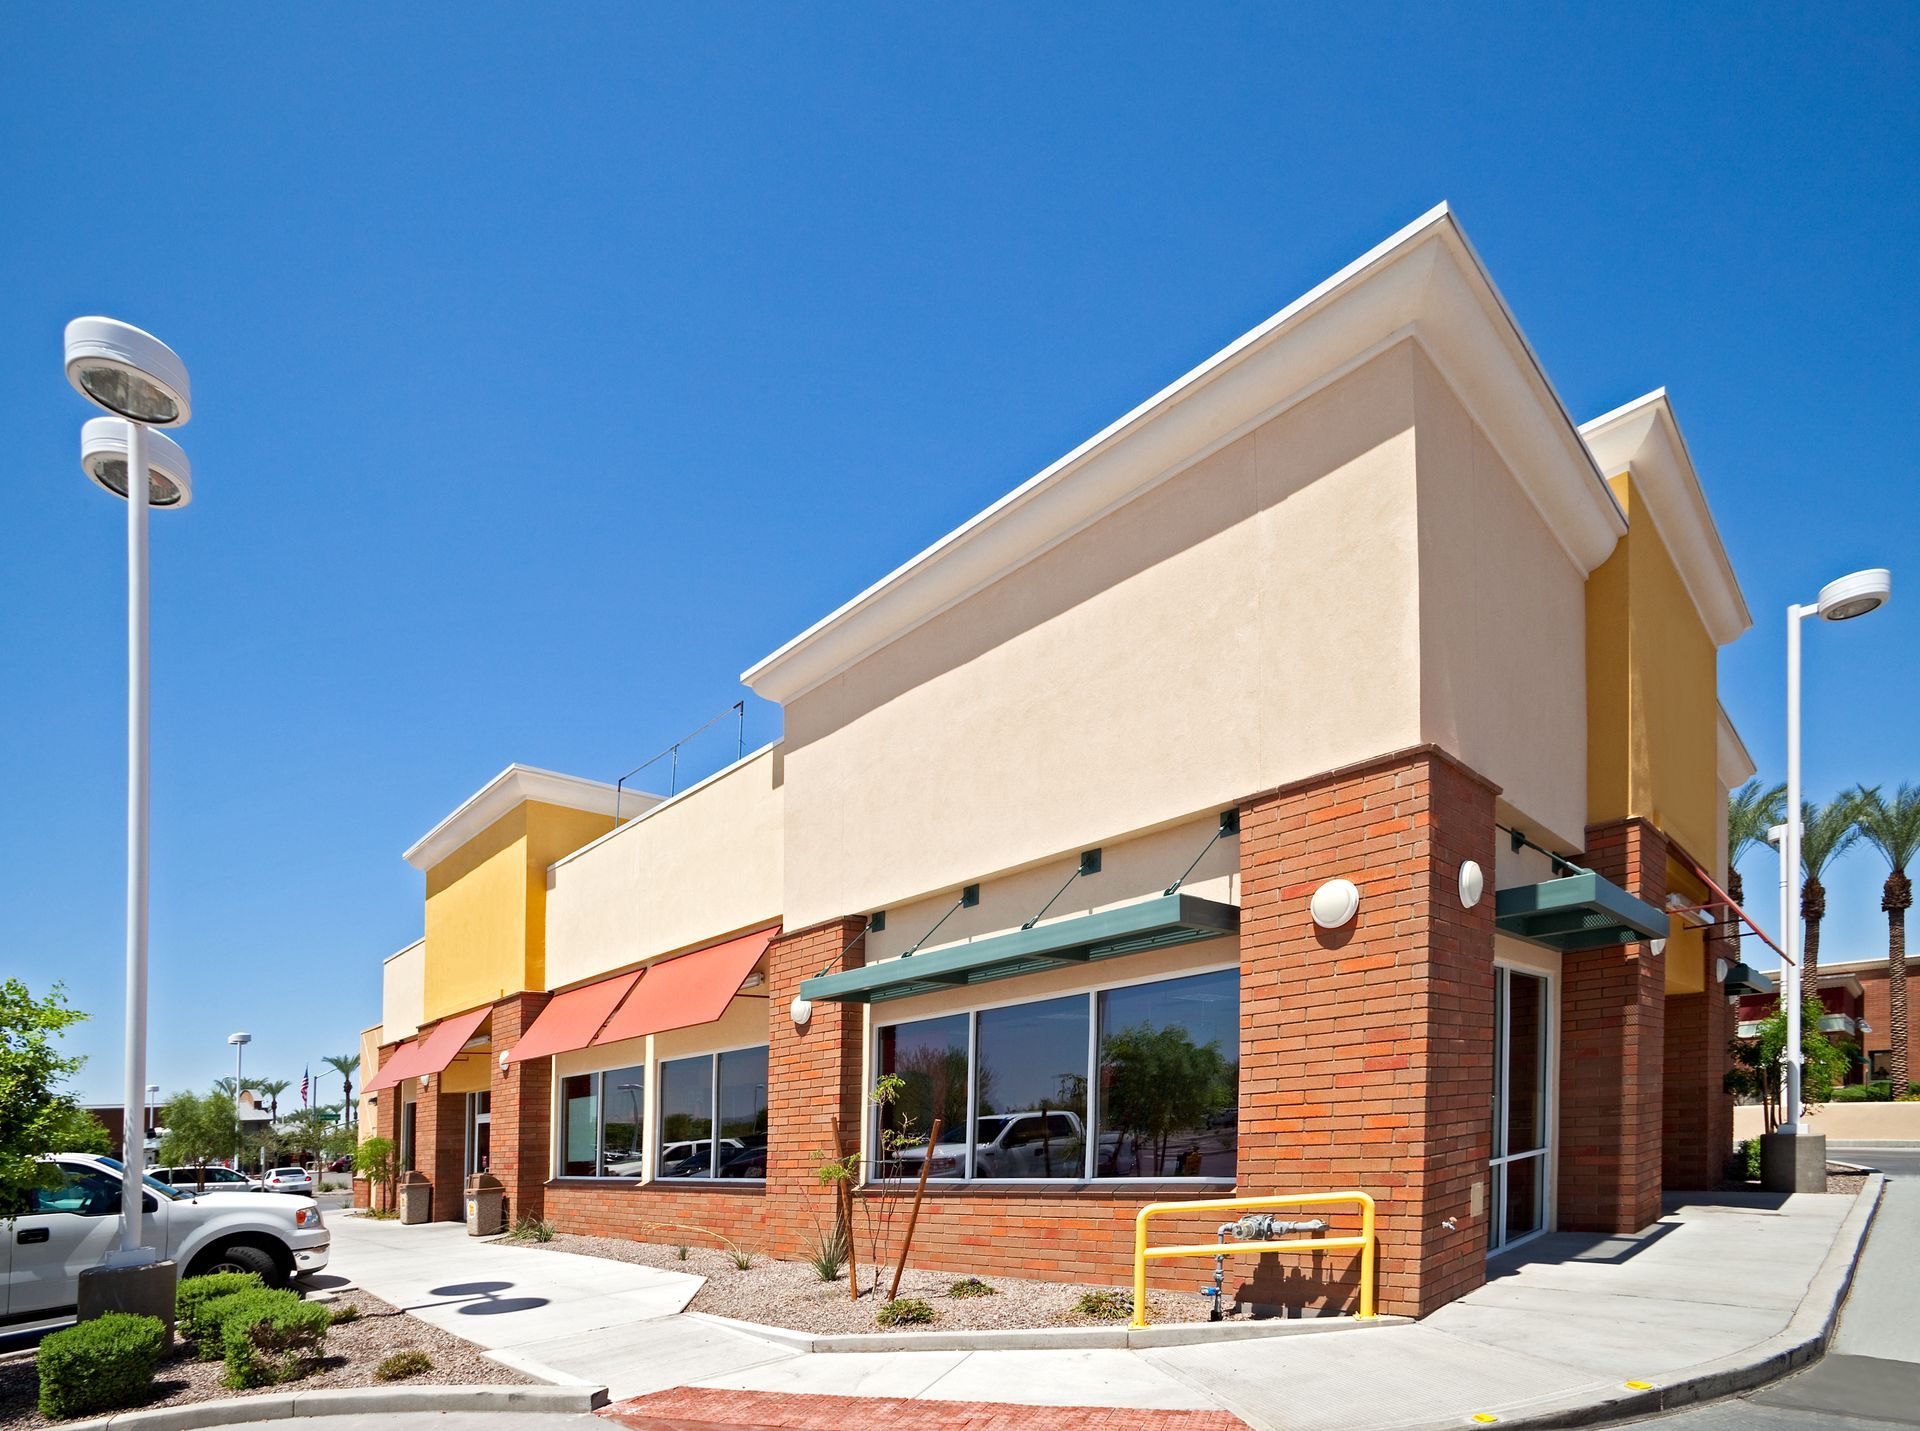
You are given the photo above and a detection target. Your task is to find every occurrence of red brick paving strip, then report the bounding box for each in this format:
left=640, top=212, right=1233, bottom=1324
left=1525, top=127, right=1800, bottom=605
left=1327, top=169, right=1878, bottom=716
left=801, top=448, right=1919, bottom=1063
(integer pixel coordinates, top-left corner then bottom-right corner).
left=601, top=1388, right=1250, bottom=1430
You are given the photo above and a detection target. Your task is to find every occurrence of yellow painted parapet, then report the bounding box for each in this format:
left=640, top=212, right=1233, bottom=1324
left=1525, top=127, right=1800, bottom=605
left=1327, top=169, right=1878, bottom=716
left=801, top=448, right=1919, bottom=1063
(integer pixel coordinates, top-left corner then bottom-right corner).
left=1132, top=1190, right=1377, bottom=1327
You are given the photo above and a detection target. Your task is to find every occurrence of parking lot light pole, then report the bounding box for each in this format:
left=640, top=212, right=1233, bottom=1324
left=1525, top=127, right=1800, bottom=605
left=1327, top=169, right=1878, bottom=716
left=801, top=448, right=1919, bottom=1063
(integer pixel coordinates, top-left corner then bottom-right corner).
left=64, top=318, right=192, bottom=1267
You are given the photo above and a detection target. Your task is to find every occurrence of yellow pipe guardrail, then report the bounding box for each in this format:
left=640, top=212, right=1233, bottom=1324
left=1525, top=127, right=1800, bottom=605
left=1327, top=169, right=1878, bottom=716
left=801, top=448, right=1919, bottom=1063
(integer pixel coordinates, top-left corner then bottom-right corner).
left=1131, top=1190, right=1376, bottom=1328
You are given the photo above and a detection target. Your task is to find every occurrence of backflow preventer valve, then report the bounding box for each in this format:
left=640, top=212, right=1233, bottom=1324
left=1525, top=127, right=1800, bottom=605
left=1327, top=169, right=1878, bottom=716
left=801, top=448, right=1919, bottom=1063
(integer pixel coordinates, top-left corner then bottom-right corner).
left=1202, top=1215, right=1331, bottom=1320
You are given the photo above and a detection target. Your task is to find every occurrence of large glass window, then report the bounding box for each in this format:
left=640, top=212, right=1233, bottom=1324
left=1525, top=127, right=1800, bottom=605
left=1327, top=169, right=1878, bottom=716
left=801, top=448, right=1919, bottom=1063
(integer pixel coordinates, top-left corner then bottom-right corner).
left=876, top=1014, right=969, bottom=1179
left=659, top=1047, right=769, bottom=1180
left=873, top=968, right=1237, bottom=1182
left=560, top=1074, right=599, bottom=1176
left=600, top=1066, right=647, bottom=1176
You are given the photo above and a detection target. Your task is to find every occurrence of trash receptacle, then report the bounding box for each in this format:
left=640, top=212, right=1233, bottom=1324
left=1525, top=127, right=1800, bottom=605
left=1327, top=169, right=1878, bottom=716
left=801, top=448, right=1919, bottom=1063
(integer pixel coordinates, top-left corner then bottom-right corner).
left=465, top=1172, right=505, bottom=1236
left=398, top=1169, right=432, bottom=1225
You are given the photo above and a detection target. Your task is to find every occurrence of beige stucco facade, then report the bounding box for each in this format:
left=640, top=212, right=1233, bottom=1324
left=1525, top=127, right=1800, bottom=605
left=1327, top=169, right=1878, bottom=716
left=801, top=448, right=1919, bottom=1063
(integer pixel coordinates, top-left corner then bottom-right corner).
left=381, top=939, right=425, bottom=1042
left=543, top=745, right=784, bottom=991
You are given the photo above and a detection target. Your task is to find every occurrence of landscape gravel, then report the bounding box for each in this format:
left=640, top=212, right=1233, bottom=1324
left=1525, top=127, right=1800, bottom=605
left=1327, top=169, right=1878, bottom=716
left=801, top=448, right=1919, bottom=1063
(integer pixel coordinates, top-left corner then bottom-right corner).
left=0, top=1288, right=529, bottom=1431
left=495, top=1229, right=1303, bottom=1335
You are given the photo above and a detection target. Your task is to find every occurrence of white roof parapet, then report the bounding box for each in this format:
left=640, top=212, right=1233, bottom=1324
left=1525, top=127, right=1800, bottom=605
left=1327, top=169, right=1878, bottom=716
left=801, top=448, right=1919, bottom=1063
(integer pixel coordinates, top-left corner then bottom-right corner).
left=1718, top=704, right=1757, bottom=790
left=403, top=764, right=661, bottom=871
left=1579, top=389, right=1752, bottom=648
left=742, top=202, right=1630, bottom=706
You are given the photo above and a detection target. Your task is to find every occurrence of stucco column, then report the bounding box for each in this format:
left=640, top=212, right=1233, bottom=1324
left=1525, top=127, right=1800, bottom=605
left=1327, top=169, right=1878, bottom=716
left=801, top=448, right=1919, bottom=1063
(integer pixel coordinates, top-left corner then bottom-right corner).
left=764, top=916, right=868, bottom=1261
left=490, top=991, right=553, bottom=1226
left=1559, top=818, right=1668, bottom=1231
left=1238, top=745, right=1498, bottom=1318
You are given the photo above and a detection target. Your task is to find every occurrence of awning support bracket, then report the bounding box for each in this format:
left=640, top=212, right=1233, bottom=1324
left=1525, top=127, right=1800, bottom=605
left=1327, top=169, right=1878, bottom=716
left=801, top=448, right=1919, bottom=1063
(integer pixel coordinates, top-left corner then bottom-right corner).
left=1023, top=849, right=1102, bottom=930
left=902, top=884, right=981, bottom=958
left=1165, top=810, right=1239, bottom=896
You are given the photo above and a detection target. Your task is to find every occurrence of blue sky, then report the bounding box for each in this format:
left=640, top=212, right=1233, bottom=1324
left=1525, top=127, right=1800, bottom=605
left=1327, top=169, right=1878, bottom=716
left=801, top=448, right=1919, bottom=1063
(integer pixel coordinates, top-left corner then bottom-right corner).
left=2, top=6, right=1914, bottom=1102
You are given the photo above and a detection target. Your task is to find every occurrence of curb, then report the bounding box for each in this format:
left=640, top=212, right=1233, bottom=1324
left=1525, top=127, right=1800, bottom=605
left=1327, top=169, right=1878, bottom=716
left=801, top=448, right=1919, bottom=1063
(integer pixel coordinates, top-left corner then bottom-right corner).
left=686, top=1308, right=1412, bottom=1353
left=57, top=1382, right=610, bottom=1430
left=1480, top=1171, right=1886, bottom=1430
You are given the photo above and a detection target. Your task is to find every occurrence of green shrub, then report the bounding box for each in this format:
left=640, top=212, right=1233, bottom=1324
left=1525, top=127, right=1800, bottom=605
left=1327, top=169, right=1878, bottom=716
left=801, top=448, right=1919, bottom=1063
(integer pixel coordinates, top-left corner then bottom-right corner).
left=194, top=1287, right=305, bottom=1362
left=220, top=1291, right=331, bottom=1388
left=1073, top=1289, right=1133, bottom=1321
left=946, top=1277, right=996, bottom=1298
left=508, top=1214, right=555, bottom=1242
left=178, top=1271, right=265, bottom=1346
left=374, top=1350, right=433, bottom=1382
left=329, top=1302, right=360, bottom=1325
left=36, top=1312, right=166, bottom=1420
left=875, top=1297, right=936, bottom=1327
left=1733, top=1137, right=1763, bottom=1182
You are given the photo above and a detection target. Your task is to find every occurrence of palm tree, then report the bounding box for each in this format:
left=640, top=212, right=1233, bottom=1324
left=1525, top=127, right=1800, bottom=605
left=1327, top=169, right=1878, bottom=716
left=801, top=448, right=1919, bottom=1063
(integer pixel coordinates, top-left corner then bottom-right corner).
left=324, top=1054, right=361, bottom=1126
left=1856, top=784, right=1920, bottom=1092
left=254, top=1078, right=292, bottom=1122
left=1727, top=779, right=1787, bottom=922
left=1799, top=793, right=1865, bottom=990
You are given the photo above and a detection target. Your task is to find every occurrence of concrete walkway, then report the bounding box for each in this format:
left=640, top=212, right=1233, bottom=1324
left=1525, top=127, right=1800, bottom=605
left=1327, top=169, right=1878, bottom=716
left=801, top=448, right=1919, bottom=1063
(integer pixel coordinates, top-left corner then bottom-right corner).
left=322, top=1184, right=1878, bottom=1430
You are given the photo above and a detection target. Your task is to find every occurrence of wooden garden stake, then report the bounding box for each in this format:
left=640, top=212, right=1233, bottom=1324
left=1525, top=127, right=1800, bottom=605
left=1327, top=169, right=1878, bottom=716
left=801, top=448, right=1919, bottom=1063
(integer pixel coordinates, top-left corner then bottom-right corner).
left=831, top=1115, right=859, bottom=1301
left=887, top=1116, right=942, bottom=1302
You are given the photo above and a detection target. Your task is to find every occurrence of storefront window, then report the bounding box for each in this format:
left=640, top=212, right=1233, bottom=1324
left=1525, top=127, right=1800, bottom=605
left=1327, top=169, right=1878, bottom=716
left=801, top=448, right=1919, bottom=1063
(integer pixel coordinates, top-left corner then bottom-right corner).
left=872, top=968, right=1238, bottom=1182
left=1096, top=969, right=1238, bottom=1177
left=654, top=1046, right=769, bottom=1180
left=599, top=1065, right=646, bottom=1176
left=876, top=1014, right=969, bottom=1178
left=974, top=995, right=1089, bottom=1179
left=561, top=1074, right=598, bottom=1176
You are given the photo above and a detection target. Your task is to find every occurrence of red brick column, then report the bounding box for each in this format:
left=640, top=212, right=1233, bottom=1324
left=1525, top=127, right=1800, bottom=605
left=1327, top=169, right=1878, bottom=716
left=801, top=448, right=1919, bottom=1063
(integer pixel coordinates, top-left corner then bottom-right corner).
left=1559, top=818, right=1667, bottom=1231
left=414, top=1088, right=468, bottom=1222
left=1238, top=745, right=1499, bottom=1318
left=1663, top=920, right=1736, bottom=1189
left=764, top=917, right=869, bottom=1260
left=489, top=991, right=553, bottom=1226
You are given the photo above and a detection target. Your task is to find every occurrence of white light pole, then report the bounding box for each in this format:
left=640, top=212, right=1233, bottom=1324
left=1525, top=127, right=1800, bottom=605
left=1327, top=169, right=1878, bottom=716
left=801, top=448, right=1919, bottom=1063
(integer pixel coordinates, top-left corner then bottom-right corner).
left=64, top=318, right=192, bottom=1267
left=1780, top=568, right=1891, bottom=1136
left=229, top=1032, right=252, bottom=1167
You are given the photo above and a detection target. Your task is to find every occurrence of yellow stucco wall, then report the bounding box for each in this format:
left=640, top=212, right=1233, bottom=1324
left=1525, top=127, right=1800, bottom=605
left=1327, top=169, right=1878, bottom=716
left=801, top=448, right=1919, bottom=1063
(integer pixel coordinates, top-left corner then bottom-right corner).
left=421, top=799, right=625, bottom=1022
left=1585, top=472, right=1720, bottom=866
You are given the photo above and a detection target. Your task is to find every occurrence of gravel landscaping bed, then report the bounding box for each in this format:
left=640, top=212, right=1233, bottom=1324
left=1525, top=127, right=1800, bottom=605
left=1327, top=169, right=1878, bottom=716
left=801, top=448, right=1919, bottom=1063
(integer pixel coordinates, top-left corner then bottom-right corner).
left=0, top=1288, right=529, bottom=1430
left=495, top=1230, right=1303, bottom=1335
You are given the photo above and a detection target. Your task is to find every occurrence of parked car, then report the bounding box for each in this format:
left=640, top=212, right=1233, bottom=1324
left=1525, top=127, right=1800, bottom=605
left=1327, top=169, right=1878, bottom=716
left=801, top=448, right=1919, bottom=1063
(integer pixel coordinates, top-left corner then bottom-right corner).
left=262, top=1166, right=314, bottom=1195
left=325, top=1156, right=354, bottom=1174
left=892, top=1111, right=1094, bottom=1179
left=1, top=1154, right=328, bottom=1332
left=657, top=1138, right=744, bottom=1177
left=716, top=1144, right=767, bottom=1179
left=149, top=1165, right=262, bottom=1193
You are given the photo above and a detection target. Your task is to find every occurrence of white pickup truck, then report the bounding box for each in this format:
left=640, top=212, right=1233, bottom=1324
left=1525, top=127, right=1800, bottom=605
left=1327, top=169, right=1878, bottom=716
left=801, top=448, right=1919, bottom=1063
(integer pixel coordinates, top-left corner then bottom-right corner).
left=2, top=1154, right=330, bottom=1333
left=893, top=1111, right=1097, bottom=1179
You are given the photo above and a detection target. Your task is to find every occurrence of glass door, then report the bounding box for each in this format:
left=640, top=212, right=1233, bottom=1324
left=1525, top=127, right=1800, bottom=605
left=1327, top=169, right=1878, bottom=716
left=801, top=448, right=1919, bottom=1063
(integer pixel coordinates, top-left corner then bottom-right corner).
left=1490, top=967, right=1551, bottom=1252
left=465, top=1091, right=492, bottom=1176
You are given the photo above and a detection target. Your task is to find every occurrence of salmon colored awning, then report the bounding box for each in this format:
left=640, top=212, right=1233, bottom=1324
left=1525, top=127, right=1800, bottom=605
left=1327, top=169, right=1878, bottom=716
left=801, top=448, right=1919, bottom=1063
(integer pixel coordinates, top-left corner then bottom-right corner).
left=363, top=1039, right=425, bottom=1093
left=506, top=970, right=643, bottom=1064
left=592, top=926, right=778, bottom=1045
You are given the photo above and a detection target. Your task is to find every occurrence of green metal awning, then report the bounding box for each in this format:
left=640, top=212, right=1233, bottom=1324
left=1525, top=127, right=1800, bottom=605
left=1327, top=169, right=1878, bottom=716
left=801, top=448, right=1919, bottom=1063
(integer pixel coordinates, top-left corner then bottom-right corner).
left=1494, top=870, right=1667, bottom=953
left=801, top=892, right=1240, bottom=1005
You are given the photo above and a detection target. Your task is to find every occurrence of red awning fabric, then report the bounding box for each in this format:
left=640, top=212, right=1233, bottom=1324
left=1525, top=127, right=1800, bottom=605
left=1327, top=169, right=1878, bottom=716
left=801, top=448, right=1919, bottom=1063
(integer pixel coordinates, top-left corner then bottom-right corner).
left=411, top=1004, right=492, bottom=1075
left=362, top=1039, right=425, bottom=1093
left=506, top=970, right=643, bottom=1064
left=592, top=926, right=778, bottom=1045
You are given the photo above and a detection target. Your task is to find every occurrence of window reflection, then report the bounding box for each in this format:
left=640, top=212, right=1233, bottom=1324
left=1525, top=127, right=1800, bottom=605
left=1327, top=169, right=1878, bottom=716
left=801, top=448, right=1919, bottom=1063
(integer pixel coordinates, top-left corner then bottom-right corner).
left=974, top=995, right=1089, bottom=1178
left=717, top=1046, right=770, bottom=1179
left=658, top=1055, right=715, bottom=1177
left=561, top=1074, right=598, bottom=1177
left=876, top=1014, right=968, bottom=1178
left=1096, top=970, right=1238, bottom=1178
left=599, top=1066, right=646, bottom=1176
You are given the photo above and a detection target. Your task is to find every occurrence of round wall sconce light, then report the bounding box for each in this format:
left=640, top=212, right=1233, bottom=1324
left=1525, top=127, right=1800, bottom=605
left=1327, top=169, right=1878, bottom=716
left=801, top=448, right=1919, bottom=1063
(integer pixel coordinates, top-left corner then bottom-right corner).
left=790, top=995, right=813, bottom=1027
left=1459, top=860, right=1485, bottom=909
left=499, top=1050, right=511, bottom=1070
left=1310, top=878, right=1361, bottom=929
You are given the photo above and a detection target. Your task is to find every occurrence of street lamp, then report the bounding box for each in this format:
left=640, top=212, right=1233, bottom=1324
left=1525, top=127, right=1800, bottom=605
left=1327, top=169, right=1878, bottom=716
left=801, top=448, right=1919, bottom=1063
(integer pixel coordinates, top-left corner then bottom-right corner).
left=228, top=1033, right=252, bottom=1168
left=145, top=1083, right=159, bottom=1146
left=1780, top=568, right=1891, bottom=1148
left=64, top=317, right=192, bottom=1270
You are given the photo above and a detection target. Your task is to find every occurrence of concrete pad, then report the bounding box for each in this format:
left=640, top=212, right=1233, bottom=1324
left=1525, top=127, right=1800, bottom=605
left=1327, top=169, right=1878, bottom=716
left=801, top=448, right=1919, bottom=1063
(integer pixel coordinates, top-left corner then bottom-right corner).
left=1750, top=1353, right=1920, bottom=1424
left=1146, top=1324, right=1605, bottom=1430
left=692, top=1348, right=970, bottom=1399
left=1424, top=1296, right=1786, bottom=1378
left=1832, top=1178, right=1920, bottom=1362
left=491, top=1314, right=797, bottom=1401
left=920, top=1347, right=1223, bottom=1410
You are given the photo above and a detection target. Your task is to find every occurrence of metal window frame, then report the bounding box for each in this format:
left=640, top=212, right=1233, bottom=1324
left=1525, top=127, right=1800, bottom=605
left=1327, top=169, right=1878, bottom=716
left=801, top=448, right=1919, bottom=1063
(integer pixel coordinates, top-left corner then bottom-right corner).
left=655, top=1040, right=770, bottom=1183
left=1488, top=962, right=1557, bottom=1256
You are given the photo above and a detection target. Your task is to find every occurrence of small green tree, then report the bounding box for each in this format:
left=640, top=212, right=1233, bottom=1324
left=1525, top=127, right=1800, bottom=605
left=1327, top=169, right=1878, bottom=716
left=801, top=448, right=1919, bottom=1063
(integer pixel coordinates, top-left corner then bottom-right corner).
left=158, top=1092, right=240, bottom=1190
left=1726, top=995, right=1852, bottom=1132
left=278, top=1108, right=334, bottom=1166
left=0, top=981, right=104, bottom=1212
left=356, top=1136, right=398, bottom=1211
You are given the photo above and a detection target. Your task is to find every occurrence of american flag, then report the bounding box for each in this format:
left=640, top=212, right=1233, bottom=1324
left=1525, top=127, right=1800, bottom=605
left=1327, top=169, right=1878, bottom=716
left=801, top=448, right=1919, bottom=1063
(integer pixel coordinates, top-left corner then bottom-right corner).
left=301, top=1067, right=310, bottom=1107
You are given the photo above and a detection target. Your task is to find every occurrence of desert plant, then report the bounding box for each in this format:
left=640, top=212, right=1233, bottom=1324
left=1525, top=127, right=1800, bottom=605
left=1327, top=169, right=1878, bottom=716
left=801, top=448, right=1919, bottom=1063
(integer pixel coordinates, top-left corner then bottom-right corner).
left=1073, top=1289, right=1133, bottom=1321
left=177, top=1271, right=266, bottom=1345
left=728, top=1247, right=754, bottom=1270
left=674, top=1244, right=690, bottom=1261
left=329, top=1302, right=361, bottom=1325
left=375, top=1350, right=434, bottom=1382
left=35, top=1312, right=165, bottom=1419
left=508, top=1214, right=555, bottom=1242
left=946, top=1277, right=996, bottom=1298
left=221, top=1292, right=331, bottom=1387
left=875, top=1297, right=935, bottom=1327
left=803, top=1224, right=848, bottom=1282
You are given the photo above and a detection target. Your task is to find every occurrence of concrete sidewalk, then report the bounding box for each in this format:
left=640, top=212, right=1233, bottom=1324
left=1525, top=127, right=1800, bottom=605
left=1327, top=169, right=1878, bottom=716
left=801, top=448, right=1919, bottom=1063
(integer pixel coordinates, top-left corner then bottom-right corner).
left=324, top=1182, right=1880, bottom=1430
